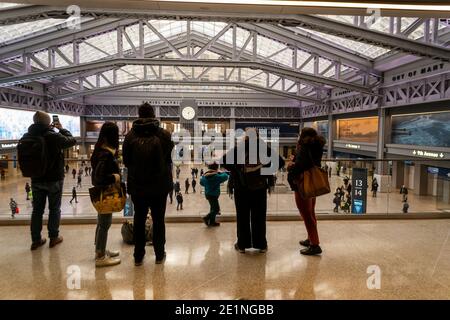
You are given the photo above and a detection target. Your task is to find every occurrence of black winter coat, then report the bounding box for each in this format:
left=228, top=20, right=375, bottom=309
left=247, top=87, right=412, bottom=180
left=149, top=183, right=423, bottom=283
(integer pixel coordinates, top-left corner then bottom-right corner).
left=26, top=124, right=77, bottom=183
left=122, top=118, right=174, bottom=196
left=91, top=148, right=120, bottom=187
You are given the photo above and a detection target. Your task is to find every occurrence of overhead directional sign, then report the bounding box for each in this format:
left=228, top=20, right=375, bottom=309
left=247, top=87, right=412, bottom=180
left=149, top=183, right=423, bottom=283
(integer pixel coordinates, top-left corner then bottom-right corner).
left=412, top=149, right=445, bottom=159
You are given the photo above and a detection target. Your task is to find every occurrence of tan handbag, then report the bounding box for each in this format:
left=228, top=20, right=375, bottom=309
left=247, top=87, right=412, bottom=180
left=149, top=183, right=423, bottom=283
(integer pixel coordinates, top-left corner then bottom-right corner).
left=297, top=149, right=330, bottom=199
left=89, top=183, right=127, bottom=214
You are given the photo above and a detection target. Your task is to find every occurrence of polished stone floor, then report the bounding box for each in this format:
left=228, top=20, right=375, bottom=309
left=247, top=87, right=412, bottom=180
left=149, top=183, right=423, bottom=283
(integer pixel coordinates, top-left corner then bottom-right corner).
left=0, top=220, right=450, bottom=299
left=0, top=164, right=443, bottom=219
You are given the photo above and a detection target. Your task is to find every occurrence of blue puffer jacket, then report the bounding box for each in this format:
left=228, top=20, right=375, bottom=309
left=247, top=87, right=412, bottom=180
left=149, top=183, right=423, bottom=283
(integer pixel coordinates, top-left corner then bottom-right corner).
left=200, top=170, right=229, bottom=197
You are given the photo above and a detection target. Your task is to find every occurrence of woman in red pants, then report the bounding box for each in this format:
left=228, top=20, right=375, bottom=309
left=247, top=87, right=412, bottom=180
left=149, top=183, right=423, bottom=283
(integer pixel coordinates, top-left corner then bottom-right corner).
left=289, top=127, right=326, bottom=256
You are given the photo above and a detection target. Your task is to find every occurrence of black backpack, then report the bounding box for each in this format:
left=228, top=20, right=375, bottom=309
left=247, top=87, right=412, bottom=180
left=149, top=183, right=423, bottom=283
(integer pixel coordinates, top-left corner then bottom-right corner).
left=17, top=134, right=48, bottom=178
left=129, top=132, right=167, bottom=191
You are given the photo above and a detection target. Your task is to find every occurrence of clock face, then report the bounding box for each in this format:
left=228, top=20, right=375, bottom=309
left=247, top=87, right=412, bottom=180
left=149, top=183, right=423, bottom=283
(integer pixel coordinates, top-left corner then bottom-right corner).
left=181, top=106, right=196, bottom=120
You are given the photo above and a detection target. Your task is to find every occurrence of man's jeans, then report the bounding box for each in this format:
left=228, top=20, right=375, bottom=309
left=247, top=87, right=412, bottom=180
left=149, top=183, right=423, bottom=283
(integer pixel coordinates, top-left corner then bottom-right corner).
left=31, top=180, right=63, bottom=243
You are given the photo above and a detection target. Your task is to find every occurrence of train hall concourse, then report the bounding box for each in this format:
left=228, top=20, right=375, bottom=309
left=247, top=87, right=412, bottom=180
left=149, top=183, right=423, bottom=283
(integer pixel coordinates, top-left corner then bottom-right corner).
left=1, top=0, right=450, bottom=309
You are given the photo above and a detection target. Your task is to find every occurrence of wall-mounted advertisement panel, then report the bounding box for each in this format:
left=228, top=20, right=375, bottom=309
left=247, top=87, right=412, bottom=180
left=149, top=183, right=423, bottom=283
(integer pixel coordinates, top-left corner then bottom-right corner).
left=86, top=120, right=132, bottom=137
left=337, top=117, right=378, bottom=143
left=0, top=107, right=80, bottom=140
left=303, top=120, right=328, bottom=139
left=391, top=112, right=450, bottom=148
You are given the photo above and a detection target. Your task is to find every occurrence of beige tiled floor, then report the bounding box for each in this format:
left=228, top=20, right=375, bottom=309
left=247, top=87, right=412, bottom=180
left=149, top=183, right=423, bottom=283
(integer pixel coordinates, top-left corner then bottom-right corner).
left=1, top=220, right=450, bottom=299
left=0, top=164, right=443, bottom=219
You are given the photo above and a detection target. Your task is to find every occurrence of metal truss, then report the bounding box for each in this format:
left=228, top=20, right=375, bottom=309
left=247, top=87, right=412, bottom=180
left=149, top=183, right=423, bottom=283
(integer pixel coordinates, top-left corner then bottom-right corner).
left=0, top=87, right=85, bottom=115
left=53, top=79, right=319, bottom=103
left=301, top=103, right=330, bottom=118
left=330, top=94, right=379, bottom=115
left=84, top=104, right=301, bottom=120
left=46, top=100, right=85, bottom=115
left=0, top=6, right=448, bottom=61
left=302, top=72, right=450, bottom=118
left=382, top=73, right=450, bottom=107
left=0, top=87, right=45, bottom=110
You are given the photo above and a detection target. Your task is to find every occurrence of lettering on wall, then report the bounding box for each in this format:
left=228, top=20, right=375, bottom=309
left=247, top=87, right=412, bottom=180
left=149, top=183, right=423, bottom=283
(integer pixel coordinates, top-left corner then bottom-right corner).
left=390, top=63, right=445, bottom=83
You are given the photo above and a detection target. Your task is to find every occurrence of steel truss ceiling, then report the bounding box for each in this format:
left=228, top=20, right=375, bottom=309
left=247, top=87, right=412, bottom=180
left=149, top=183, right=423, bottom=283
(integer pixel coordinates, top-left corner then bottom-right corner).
left=0, top=4, right=448, bottom=107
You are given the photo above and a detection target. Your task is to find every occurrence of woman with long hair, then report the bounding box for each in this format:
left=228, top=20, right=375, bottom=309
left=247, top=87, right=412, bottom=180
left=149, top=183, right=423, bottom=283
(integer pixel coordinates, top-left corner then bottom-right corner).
left=289, top=127, right=326, bottom=256
left=91, top=122, right=121, bottom=267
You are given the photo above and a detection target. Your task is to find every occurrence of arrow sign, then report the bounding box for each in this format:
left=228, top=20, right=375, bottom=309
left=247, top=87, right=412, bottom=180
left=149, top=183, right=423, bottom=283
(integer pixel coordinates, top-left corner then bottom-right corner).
left=413, top=150, right=417, bottom=155
left=440, top=153, right=444, bottom=158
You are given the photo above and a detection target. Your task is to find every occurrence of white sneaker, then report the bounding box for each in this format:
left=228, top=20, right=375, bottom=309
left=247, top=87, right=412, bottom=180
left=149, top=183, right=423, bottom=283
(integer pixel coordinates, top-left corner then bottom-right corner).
left=106, top=249, right=120, bottom=258
left=95, top=256, right=121, bottom=268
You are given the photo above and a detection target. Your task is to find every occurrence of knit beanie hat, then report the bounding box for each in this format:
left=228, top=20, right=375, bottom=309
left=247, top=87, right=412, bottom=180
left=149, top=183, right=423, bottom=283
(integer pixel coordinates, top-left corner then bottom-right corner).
left=33, top=111, right=51, bottom=126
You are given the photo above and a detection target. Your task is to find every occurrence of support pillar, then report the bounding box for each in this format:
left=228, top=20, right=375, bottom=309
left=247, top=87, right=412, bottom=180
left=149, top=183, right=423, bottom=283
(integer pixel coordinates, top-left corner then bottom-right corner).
left=392, top=160, right=405, bottom=189
left=413, top=163, right=428, bottom=196
left=374, top=106, right=391, bottom=192
left=327, top=112, right=334, bottom=159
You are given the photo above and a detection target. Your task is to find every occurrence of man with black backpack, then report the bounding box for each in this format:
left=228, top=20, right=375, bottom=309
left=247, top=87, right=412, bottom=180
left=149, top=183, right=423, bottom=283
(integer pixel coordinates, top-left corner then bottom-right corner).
left=18, top=111, right=77, bottom=250
left=123, top=103, right=174, bottom=266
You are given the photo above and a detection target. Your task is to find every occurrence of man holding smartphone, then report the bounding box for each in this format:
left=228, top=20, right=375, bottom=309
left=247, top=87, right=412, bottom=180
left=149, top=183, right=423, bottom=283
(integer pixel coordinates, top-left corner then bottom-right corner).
left=18, top=111, right=77, bottom=250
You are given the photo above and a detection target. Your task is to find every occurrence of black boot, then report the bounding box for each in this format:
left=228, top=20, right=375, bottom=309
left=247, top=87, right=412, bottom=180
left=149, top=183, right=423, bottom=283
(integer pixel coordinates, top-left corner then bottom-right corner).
left=299, top=239, right=310, bottom=247
left=300, top=245, right=322, bottom=256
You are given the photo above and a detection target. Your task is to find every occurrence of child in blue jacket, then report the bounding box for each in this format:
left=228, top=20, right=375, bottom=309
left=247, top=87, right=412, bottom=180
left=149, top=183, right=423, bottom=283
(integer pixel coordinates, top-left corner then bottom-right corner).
left=200, top=162, right=229, bottom=227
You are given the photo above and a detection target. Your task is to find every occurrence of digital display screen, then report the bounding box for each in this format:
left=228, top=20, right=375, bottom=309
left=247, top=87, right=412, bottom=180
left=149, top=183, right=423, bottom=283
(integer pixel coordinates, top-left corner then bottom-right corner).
left=391, top=112, right=450, bottom=148
left=0, top=107, right=80, bottom=140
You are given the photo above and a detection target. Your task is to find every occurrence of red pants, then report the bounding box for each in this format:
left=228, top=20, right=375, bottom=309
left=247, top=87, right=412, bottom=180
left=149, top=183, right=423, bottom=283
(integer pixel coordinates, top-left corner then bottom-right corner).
left=295, top=192, right=320, bottom=245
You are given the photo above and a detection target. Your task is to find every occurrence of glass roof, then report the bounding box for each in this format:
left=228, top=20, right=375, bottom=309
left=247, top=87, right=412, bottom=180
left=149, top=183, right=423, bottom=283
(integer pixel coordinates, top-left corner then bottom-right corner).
left=0, top=19, right=68, bottom=45
left=0, top=10, right=437, bottom=95
left=318, top=15, right=450, bottom=48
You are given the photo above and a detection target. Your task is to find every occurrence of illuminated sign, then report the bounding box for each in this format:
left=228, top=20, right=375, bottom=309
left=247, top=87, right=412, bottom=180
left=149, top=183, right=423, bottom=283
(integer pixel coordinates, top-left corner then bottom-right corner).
left=345, top=143, right=361, bottom=149
left=0, top=143, right=18, bottom=149
left=412, top=150, right=445, bottom=159
left=352, top=168, right=368, bottom=214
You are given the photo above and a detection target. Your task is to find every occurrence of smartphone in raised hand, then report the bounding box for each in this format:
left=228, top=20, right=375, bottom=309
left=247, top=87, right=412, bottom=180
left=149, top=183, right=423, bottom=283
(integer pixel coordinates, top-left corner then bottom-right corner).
left=52, top=115, right=60, bottom=124
left=52, top=115, right=62, bottom=129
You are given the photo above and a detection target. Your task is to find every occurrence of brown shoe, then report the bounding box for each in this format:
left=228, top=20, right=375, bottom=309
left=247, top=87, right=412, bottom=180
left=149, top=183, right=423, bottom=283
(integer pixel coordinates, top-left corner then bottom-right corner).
left=30, top=238, right=47, bottom=251
left=49, top=236, right=63, bottom=248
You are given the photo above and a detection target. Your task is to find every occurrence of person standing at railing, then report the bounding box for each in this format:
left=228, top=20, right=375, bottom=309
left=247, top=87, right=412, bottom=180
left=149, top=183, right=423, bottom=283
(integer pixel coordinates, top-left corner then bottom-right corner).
left=18, top=111, right=76, bottom=250
left=91, top=122, right=121, bottom=268
left=288, top=127, right=326, bottom=256
left=200, top=162, right=229, bottom=227
left=123, top=102, right=174, bottom=266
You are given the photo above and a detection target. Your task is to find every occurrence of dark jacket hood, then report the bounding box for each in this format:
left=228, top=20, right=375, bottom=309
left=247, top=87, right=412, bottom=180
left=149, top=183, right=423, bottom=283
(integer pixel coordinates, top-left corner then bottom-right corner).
left=28, top=123, right=51, bottom=135
left=132, top=118, right=160, bottom=135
